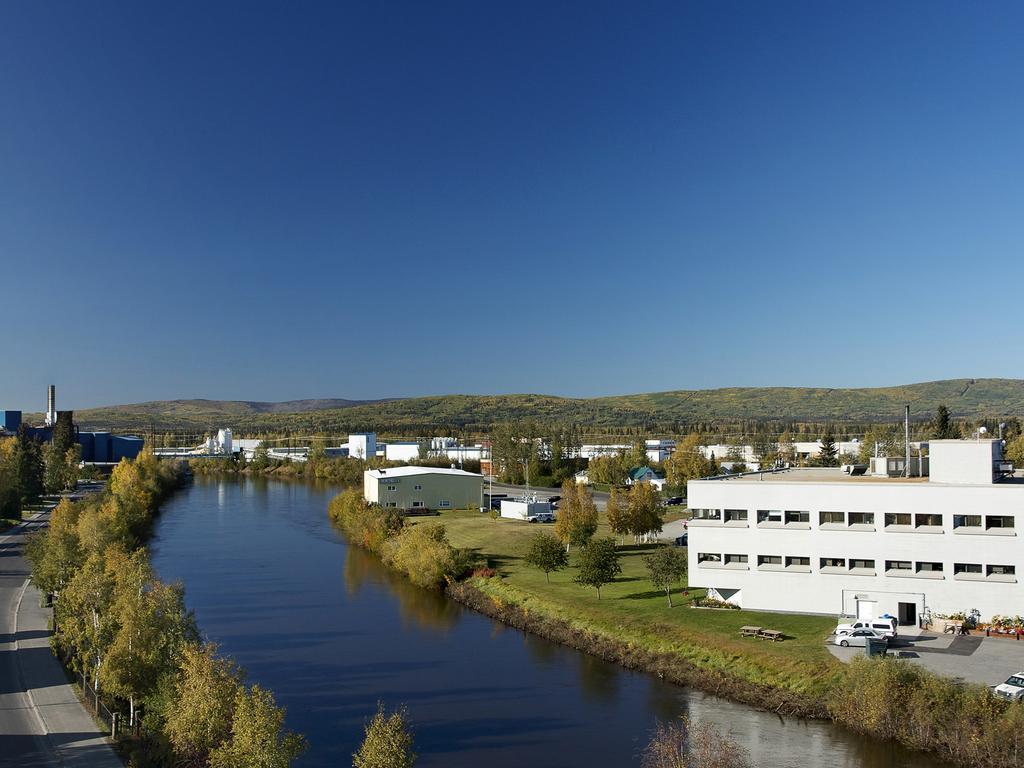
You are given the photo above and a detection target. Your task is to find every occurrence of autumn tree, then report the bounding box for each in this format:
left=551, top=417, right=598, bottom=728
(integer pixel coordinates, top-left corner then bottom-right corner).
left=642, top=716, right=751, bottom=768
left=25, top=498, right=82, bottom=594
left=626, top=482, right=663, bottom=543
left=573, top=538, right=621, bottom=599
left=643, top=546, right=688, bottom=607
left=858, top=423, right=904, bottom=463
left=252, top=442, right=271, bottom=471
left=605, top=487, right=630, bottom=544
left=57, top=549, right=119, bottom=687
left=353, top=703, right=417, bottom=768
left=164, top=643, right=244, bottom=767
left=101, top=550, right=195, bottom=726
left=664, top=433, right=714, bottom=493
left=554, top=480, right=598, bottom=553
left=523, top=532, right=569, bottom=583
left=1006, top=434, right=1024, bottom=468
left=209, top=684, right=307, bottom=768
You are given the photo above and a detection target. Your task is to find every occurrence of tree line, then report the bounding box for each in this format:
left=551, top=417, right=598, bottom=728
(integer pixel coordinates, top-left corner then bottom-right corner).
left=24, top=454, right=306, bottom=767
left=1, top=422, right=83, bottom=523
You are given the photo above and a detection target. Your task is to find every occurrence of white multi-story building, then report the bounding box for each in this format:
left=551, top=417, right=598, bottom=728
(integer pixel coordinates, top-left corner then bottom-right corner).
left=688, top=439, right=1021, bottom=626
left=699, top=439, right=862, bottom=470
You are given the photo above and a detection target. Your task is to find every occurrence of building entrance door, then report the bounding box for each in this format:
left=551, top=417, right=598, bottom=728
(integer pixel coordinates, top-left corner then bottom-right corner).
left=898, top=602, right=917, bottom=626
left=857, top=600, right=877, bottom=620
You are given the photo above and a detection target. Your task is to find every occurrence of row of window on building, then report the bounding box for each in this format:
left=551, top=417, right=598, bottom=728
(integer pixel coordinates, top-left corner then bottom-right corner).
left=692, top=508, right=1015, bottom=531
left=696, top=552, right=1016, bottom=579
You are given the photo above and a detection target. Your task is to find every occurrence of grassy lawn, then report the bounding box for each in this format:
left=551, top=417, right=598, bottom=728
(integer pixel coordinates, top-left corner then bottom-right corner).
left=413, top=509, right=842, bottom=696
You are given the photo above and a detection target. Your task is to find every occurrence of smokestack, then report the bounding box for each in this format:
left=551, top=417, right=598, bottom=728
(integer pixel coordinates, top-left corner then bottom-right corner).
left=46, top=384, right=56, bottom=426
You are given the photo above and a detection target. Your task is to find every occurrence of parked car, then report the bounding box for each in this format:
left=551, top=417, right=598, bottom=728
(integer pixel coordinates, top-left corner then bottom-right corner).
left=673, top=533, right=688, bottom=547
left=547, top=496, right=561, bottom=504
left=994, top=673, right=1024, bottom=701
left=835, top=617, right=898, bottom=639
left=665, top=496, right=684, bottom=506
left=529, top=511, right=555, bottom=523
left=833, top=628, right=888, bottom=648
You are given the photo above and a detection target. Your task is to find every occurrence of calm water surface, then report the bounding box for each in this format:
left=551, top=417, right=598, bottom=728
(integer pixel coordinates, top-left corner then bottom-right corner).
left=149, top=477, right=942, bottom=767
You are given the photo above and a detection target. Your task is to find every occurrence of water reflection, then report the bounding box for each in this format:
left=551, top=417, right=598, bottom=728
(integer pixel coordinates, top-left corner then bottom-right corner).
left=340, top=533, right=461, bottom=634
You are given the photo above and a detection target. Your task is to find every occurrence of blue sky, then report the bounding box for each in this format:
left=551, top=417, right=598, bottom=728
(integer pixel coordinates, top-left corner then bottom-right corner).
left=2, top=2, right=1022, bottom=409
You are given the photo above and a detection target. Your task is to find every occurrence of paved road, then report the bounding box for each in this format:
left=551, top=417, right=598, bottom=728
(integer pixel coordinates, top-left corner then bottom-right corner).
left=0, top=513, right=122, bottom=768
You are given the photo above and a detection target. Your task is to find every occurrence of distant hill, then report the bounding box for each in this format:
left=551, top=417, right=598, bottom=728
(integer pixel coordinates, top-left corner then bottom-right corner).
left=70, top=378, right=1024, bottom=434
left=72, top=397, right=397, bottom=431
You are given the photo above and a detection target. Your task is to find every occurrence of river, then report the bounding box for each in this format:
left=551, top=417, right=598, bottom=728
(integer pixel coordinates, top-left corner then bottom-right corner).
left=149, top=476, right=940, bottom=767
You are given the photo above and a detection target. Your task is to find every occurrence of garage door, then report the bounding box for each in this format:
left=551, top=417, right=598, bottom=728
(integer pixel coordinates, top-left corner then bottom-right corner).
left=857, top=600, right=877, bottom=620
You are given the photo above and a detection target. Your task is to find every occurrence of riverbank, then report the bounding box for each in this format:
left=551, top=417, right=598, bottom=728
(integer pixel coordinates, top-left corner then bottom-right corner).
left=328, top=492, right=1024, bottom=767
left=26, top=456, right=306, bottom=767
left=428, top=510, right=840, bottom=707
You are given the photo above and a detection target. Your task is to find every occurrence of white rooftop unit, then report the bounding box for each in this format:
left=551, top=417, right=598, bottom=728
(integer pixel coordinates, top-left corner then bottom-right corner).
left=929, top=439, right=1005, bottom=485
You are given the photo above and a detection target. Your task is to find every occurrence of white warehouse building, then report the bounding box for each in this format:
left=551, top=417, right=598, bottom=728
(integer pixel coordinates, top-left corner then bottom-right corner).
left=687, top=439, right=1022, bottom=626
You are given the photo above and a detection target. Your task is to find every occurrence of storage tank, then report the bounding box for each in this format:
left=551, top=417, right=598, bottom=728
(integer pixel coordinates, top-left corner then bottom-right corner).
left=217, top=428, right=233, bottom=455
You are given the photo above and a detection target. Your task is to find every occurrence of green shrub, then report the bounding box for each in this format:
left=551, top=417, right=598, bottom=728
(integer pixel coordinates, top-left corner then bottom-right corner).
left=381, top=523, right=465, bottom=589
left=829, top=657, right=1024, bottom=764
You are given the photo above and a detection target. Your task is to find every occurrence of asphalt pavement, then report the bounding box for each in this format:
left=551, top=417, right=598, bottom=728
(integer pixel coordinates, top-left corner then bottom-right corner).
left=0, top=512, right=122, bottom=768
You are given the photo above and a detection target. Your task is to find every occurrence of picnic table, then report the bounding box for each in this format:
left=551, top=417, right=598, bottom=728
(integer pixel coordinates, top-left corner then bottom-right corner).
left=739, top=626, right=762, bottom=637
left=758, top=629, right=783, bottom=642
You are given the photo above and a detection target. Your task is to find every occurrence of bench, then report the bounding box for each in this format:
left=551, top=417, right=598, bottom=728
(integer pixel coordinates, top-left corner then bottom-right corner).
left=739, top=626, right=762, bottom=637
left=758, top=629, right=783, bottom=642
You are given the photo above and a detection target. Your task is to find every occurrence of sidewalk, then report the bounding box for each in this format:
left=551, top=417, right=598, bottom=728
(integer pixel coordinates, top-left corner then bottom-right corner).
left=1, top=514, right=123, bottom=767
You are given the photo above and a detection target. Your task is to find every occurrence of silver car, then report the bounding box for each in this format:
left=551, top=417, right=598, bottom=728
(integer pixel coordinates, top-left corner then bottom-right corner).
left=833, top=628, right=888, bottom=648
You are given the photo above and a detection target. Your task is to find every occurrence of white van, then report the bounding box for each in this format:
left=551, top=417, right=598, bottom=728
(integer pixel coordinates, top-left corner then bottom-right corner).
left=835, top=617, right=898, bottom=639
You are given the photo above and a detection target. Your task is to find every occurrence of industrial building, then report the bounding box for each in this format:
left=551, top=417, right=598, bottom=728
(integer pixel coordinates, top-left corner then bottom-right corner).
left=0, top=385, right=144, bottom=463
left=687, top=439, right=1024, bottom=625
left=363, top=466, right=483, bottom=512
left=383, top=441, right=421, bottom=462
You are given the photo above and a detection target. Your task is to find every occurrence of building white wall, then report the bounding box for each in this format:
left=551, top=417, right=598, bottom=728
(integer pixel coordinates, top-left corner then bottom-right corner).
left=384, top=442, right=421, bottom=462
left=687, top=472, right=1024, bottom=622
left=349, top=433, right=377, bottom=460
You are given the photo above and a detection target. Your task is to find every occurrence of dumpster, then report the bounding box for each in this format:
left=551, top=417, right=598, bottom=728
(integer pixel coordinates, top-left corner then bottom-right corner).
left=864, top=638, right=888, bottom=658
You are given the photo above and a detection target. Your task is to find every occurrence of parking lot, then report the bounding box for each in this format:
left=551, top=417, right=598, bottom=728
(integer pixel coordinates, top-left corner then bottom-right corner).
left=828, top=628, right=1024, bottom=688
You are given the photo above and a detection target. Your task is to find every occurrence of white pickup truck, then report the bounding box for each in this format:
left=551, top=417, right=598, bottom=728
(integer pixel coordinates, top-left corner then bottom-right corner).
left=994, top=673, right=1024, bottom=701
left=835, top=617, right=898, bottom=639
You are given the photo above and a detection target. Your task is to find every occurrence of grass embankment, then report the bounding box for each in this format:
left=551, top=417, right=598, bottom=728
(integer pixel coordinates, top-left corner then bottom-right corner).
left=330, top=491, right=1024, bottom=766
left=411, top=510, right=840, bottom=706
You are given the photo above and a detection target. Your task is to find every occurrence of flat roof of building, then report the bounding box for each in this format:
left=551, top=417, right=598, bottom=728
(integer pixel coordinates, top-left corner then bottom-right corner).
left=699, top=468, right=927, bottom=484
left=694, top=466, right=1024, bottom=486
left=366, top=466, right=482, bottom=479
